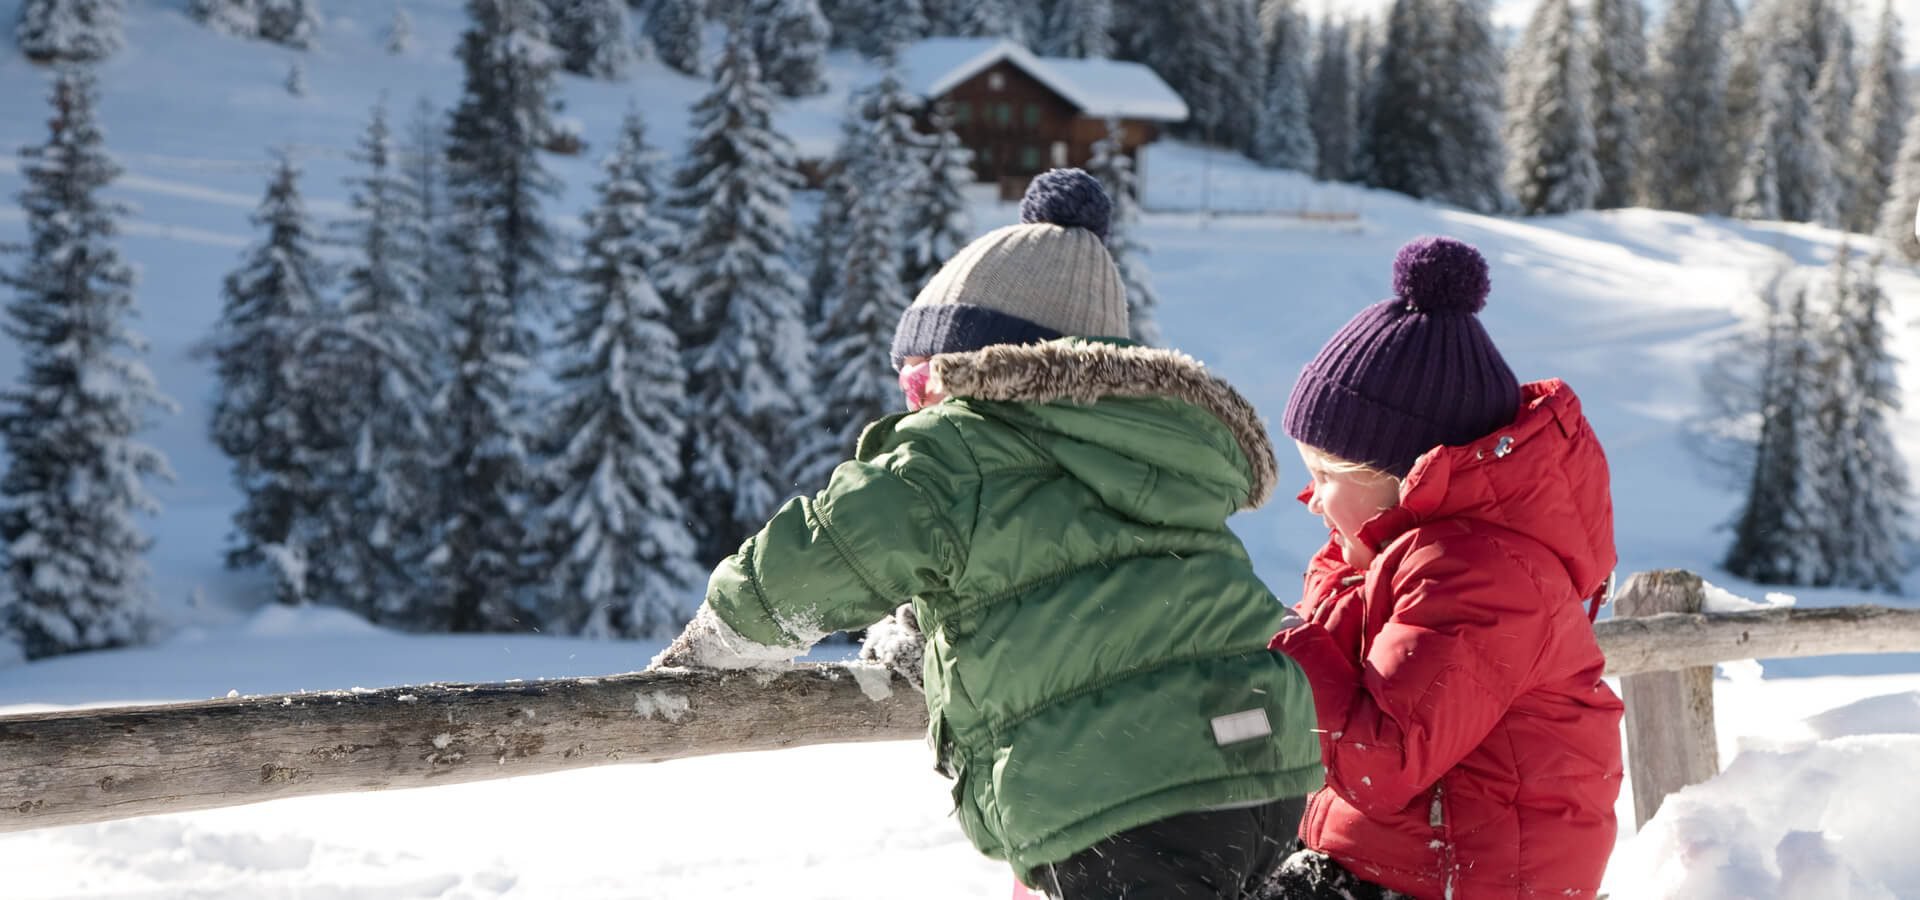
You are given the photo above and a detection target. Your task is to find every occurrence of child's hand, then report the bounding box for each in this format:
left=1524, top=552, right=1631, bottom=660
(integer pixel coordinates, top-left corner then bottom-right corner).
left=859, top=603, right=925, bottom=690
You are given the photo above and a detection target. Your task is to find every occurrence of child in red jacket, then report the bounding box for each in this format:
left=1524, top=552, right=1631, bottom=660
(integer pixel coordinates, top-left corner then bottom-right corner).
left=1264, top=237, right=1624, bottom=900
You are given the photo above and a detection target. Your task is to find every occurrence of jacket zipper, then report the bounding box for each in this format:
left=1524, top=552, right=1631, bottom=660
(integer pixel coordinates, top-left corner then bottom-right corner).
left=1431, top=781, right=1457, bottom=899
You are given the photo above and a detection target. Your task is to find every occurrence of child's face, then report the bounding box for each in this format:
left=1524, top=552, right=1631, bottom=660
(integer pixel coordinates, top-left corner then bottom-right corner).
left=1300, top=448, right=1401, bottom=569
left=899, top=356, right=944, bottom=410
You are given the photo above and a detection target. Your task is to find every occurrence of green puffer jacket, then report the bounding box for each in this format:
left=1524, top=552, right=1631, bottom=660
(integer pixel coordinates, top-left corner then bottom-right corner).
left=703, top=339, right=1323, bottom=877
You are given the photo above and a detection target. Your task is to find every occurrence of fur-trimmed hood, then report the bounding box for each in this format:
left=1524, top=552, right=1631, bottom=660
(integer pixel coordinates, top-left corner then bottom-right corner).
left=929, top=340, right=1280, bottom=510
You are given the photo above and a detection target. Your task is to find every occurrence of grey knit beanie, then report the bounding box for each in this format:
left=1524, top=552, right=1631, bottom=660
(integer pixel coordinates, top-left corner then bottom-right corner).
left=891, top=169, right=1130, bottom=366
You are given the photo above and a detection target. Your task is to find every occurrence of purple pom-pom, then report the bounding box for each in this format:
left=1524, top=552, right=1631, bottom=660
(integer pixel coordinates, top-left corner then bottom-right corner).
left=1392, top=236, right=1490, bottom=314
left=1019, top=168, right=1111, bottom=241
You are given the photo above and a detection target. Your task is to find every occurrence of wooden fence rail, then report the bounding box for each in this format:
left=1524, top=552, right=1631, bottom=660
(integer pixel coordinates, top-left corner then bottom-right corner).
left=2, top=569, right=1917, bottom=835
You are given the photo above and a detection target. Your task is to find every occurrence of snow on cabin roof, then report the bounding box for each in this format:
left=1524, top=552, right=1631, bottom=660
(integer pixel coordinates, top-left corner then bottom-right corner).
left=894, top=37, right=1190, bottom=123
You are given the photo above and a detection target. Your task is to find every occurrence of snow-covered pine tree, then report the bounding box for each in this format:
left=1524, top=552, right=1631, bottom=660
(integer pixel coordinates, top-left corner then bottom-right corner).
left=1843, top=1, right=1907, bottom=234
left=792, top=70, right=923, bottom=490
left=1503, top=0, right=1599, bottom=215
left=1747, top=42, right=1837, bottom=224
left=1087, top=119, right=1160, bottom=345
left=1042, top=0, right=1113, bottom=57
left=746, top=0, right=828, bottom=97
left=659, top=31, right=810, bottom=564
left=0, top=69, right=172, bottom=660
left=305, top=102, right=439, bottom=623
left=1640, top=0, right=1733, bottom=213
left=1875, top=104, right=1920, bottom=262
left=1734, top=62, right=1785, bottom=220
left=1431, top=0, right=1507, bottom=213
left=190, top=0, right=259, bottom=37
left=257, top=0, right=319, bottom=47
left=1365, top=0, right=1448, bottom=200
left=1812, top=0, right=1856, bottom=170
left=539, top=111, right=697, bottom=637
left=1347, top=15, right=1380, bottom=184
left=1725, top=268, right=1832, bottom=586
left=1112, top=0, right=1257, bottom=151
left=1586, top=0, right=1645, bottom=209
left=402, top=98, right=451, bottom=318
left=207, top=153, right=327, bottom=604
left=1726, top=0, right=1845, bottom=225
left=15, top=0, right=124, bottom=63
left=1309, top=16, right=1359, bottom=183
left=790, top=177, right=911, bottom=492
left=901, top=103, right=973, bottom=295
left=645, top=0, right=702, bottom=74
left=1252, top=0, right=1316, bottom=172
left=447, top=0, right=561, bottom=322
left=425, top=223, right=538, bottom=632
left=818, top=0, right=862, bottom=47
left=386, top=4, right=412, bottom=53
left=854, top=0, right=927, bottom=60
left=926, top=0, right=1023, bottom=42
left=1817, top=248, right=1909, bottom=591
left=545, top=0, right=632, bottom=77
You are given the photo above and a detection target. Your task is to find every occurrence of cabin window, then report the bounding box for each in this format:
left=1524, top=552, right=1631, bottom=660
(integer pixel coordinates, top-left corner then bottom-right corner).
left=988, top=72, right=1006, bottom=91
left=951, top=102, right=971, bottom=124
left=1020, top=146, right=1041, bottom=169
left=994, top=103, right=1014, bottom=127
left=1024, top=104, right=1042, bottom=128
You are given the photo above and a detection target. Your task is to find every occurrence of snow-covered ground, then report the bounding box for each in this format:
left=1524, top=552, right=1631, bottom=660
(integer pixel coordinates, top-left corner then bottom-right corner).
left=4, top=3, right=1920, bottom=897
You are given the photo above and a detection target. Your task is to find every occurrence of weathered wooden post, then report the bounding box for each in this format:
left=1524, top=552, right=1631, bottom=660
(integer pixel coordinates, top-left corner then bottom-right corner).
left=1615, top=569, right=1718, bottom=830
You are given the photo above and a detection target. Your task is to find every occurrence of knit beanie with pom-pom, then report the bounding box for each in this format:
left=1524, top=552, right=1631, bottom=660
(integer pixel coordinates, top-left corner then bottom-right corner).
left=1282, top=235, right=1521, bottom=478
left=890, top=168, right=1129, bottom=367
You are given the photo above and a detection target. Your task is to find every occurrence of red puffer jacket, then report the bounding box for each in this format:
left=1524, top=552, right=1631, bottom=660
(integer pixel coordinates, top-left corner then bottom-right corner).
left=1271, top=379, right=1624, bottom=900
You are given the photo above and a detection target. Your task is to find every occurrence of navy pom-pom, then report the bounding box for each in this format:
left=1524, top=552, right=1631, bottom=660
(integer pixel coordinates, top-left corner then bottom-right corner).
left=1019, top=168, right=1111, bottom=242
left=1392, top=236, right=1491, bottom=314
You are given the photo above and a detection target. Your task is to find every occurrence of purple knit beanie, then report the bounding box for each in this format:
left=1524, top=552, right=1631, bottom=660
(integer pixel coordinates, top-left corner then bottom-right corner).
left=1282, top=236, right=1520, bottom=478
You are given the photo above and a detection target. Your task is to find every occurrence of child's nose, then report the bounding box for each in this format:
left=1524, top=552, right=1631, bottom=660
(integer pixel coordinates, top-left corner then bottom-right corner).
left=1305, top=489, right=1324, bottom=515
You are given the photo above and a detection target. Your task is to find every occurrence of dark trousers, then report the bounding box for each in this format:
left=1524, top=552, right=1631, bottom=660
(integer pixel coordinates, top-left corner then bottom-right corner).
left=1038, top=796, right=1308, bottom=899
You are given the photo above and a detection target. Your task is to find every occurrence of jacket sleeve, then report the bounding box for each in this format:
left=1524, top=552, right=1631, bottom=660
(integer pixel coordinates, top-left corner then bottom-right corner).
left=1272, top=531, right=1552, bottom=817
left=703, top=411, right=979, bottom=652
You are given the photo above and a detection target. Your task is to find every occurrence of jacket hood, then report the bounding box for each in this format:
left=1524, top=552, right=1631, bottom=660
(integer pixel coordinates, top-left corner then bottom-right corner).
left=1350, top=379, right=1617, bottom=599
left=930, top=340, right=1280, bottom=522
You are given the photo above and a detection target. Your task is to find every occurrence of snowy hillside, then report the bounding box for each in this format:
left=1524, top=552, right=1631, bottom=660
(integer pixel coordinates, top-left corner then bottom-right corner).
left=5, top=2, right=1920, bottom=897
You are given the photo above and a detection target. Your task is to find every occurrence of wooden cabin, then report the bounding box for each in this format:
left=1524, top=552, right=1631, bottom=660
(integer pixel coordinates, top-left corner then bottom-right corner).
left=896, top=38, right=1189, bottom=198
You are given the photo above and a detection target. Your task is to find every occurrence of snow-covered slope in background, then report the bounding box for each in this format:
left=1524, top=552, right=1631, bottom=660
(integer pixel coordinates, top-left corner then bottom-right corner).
left=5, top=3, right=1920, bottom=896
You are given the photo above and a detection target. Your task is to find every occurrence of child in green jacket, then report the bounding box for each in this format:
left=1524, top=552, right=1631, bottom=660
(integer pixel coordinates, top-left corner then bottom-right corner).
left=652, top=170, right=1321, bottom=898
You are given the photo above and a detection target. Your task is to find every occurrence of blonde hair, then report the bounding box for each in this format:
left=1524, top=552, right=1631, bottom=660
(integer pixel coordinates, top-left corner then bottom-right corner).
left=1297, top=442, right=1402, bottom=491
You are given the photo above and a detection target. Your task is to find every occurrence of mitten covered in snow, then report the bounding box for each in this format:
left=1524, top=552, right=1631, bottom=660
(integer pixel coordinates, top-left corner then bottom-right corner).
left=858, top=602, right=925, bottom=690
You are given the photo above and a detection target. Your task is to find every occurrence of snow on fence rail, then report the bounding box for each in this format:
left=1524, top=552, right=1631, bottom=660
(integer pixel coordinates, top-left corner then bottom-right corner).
left=0, top=569, right=1916, bottom=835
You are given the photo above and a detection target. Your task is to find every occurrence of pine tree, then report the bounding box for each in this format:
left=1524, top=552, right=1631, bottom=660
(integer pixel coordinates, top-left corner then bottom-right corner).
left=1587, top=0, right=1645, bottom=209
left=659, top=31, right=810, bottom=564
left=540, top=111, right=697, bottom=637
left=305, top=103, right=439, bottom=622
left=257, top=0, right=319, bottom=47
left=1431, top=0, right=1507, bottom=213
left=901, top=103, right=974, bottom=295
left=447, top=0, right=561, bottom=321
left=1503, top=0, right=1599, bottom=215
left=1817, top=248, right=1909, bottom=592
left=855, top=0, right=927, bottom=60
left=1087, top=120, right=1160, bottom=344
left=747, top=0, right=829, bottom=97
left=425, top=224, right=538, bottom=632
left=1347, top=16, right=1380, bottom=184
left=0, top=70, right=172, bottom=660
left=190, top=0, right=259, bottom=37
left=1113, top=0, right=1258, bottom=151
left=1876, top=105, right=1920, bottom=262
left=1641, top=0, right=1733, bottom=213
left=207, top=154, right=328, bottom=604
left=1843, top=1, right=1907, bottom=234
left=1745, top=45, right=1837, bottom=224
left=1733, top=66, right=1784, bottom=221
left=546, top=0, right=632, bottom=77
left=792, top=71, right=922, bottom=490
left=646, top=0, right=703, bottom=74
left=928, top=0, right=1023, bottom=42
left=1309, top=16, right=1359, bottom=183
left=1726, top=0, right=1845, bottom=225
left=387, top=4, right=412, bottom=53
left=1365, top=0, right=1448, bottom=200
left=1725, top=269, right=1831, bottom=586
left=1042, top=0, right=1113, bottom=57
left=1252, top=0, right=1317, bottom=172
left=819, top=0, right=863, bottom=47
left=15, top=0, right=124, bottom=62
